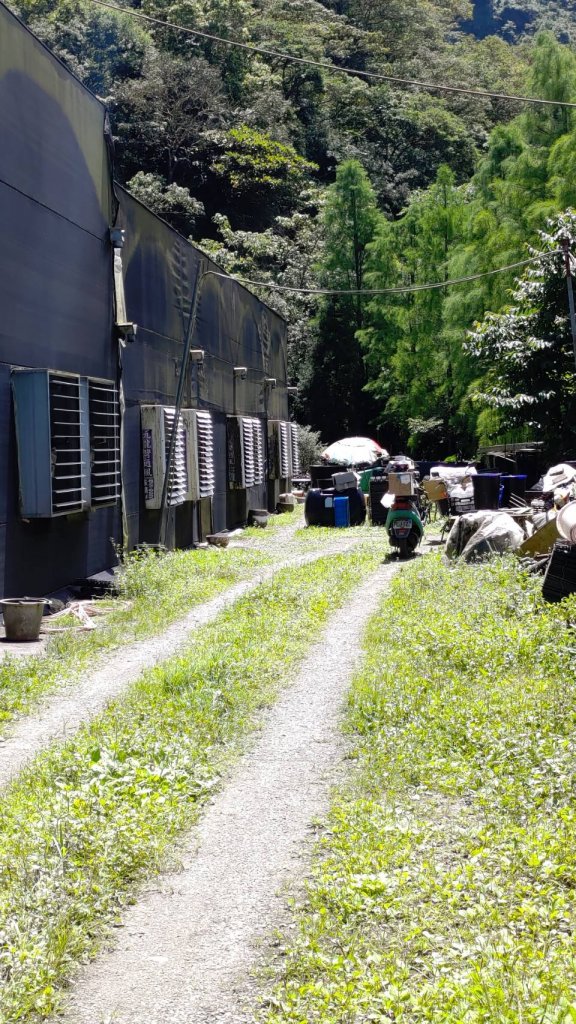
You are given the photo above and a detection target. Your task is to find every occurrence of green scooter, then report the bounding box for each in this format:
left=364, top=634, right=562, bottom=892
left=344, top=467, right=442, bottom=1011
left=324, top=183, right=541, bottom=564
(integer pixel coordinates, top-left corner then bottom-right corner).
left=385, top=492, right=425, bottom=558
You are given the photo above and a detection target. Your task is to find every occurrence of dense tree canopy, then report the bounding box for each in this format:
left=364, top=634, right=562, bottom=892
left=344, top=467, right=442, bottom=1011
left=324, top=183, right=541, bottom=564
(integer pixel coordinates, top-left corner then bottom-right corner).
left=9, top=0, right=576, bottom=453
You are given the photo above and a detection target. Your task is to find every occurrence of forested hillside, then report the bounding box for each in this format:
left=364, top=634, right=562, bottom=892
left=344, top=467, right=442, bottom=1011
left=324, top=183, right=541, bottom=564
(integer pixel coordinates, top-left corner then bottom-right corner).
left=465, top=0, right=576, bottom=43
left=10, top=0, right=576, bottom=455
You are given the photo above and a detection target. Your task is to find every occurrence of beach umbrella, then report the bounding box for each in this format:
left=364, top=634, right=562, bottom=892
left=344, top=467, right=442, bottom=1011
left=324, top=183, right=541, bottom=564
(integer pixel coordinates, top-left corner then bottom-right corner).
left=321, top=436, right=388, bottom=466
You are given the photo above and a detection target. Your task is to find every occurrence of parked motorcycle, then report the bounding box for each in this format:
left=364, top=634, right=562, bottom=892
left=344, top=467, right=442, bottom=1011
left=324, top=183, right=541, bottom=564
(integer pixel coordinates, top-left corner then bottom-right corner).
left=385, top=491, right=425, bottom=558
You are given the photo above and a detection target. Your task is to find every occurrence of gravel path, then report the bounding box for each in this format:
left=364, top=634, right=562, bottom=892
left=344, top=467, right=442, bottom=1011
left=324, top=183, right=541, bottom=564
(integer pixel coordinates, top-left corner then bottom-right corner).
left=61, top=559, right=400, bottom=1024
left=0, top=540, right=361, bottom=791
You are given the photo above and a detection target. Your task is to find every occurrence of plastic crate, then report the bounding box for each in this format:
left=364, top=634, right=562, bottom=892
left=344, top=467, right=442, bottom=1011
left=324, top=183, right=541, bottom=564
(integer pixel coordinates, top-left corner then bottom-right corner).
left=448, top=496, right=475, bottom=516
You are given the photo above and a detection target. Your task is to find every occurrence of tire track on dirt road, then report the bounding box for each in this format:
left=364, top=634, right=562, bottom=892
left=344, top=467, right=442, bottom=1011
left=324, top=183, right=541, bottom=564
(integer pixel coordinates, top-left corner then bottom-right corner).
left=61, top=559, right=401, bottom=1024
left=0, top=538, right=364, bottom=792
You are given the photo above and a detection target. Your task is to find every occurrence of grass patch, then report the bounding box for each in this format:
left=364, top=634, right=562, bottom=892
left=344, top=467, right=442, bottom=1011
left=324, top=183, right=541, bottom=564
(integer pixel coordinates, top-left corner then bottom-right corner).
left=0, top=541, right=385, bottom=1022
left=0, top=545, right=269, bottom=729
left=261, top=555, right=576, bottom=1023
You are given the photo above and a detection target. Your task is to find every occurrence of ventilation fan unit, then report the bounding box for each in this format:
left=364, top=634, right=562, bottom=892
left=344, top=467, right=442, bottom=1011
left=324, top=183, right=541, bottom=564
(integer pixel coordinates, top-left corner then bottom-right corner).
left=88, top=379, right=121, bottom=506
left=182, top=409, right=215, bottom=501
left=289, top=422, right=301, bottom=476
left=269, top=420, right=292, bottom=480
left=12, top=370, right=92, bottom=517
left=141, top=405, right=188, bottom=509
left=242, top=416, right=256, bottom=488
left=227, top=415, right=245, bottom=489
left=251, top=418, right=265, bottom=484
left=227, top=416, right=265, bottom=488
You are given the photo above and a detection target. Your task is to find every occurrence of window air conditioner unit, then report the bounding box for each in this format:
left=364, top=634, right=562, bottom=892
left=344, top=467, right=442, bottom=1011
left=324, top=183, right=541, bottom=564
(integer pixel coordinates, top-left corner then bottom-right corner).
left=182, top=409, right=215, bottom=501
left=141, top=405, right=188, bottom=509
left=268, top=419, right=292, bottom=480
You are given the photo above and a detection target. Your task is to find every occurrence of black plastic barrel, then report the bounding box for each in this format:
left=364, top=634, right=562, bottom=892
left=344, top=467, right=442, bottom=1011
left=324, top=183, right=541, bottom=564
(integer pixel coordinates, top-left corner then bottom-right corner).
left=304, top=489, right=335, bottom=526
left=472, top=473, right=501, bottom=510
left=500, top=474, right=527, bottom=506
left=342, top=487, right=366, bottom=526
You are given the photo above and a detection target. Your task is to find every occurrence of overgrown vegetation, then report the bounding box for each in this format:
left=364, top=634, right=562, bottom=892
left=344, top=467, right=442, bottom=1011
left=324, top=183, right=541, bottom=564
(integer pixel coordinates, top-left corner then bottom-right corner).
left=0, top=510, right=328, bottom=729
left=0, top=541, right=384, bottom=1021
left=0, top=544, right=269, bottom=728
left=10, top=0, right=575, bottom=451
left=261, top=555, right=576, bottom=1022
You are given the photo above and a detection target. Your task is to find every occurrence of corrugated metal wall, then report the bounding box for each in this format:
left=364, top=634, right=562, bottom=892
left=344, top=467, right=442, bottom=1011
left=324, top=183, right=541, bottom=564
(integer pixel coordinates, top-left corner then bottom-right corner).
left=0, top=2, right=119, bottom=596
left=0, top=2, right=289, bottom=597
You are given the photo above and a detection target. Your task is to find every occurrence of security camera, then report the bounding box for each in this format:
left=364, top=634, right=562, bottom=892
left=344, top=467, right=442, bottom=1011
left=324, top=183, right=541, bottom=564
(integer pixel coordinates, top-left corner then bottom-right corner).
left=234, top=366, right=248, bottom=380
left=264, top=377, right=277, bottom=389
left=190, top=349, right=205, bottom=363
left=287, top=386, right=298, bottom=395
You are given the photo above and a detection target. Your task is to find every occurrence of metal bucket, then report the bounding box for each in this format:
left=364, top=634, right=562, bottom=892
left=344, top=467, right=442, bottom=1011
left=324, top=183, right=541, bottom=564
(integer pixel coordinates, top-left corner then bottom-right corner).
left=0, top=598, right=51, bottom=642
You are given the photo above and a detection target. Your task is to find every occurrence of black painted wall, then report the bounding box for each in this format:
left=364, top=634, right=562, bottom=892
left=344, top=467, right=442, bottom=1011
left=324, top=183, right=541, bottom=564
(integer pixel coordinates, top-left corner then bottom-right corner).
left=0, top=2, right=289, bottom=596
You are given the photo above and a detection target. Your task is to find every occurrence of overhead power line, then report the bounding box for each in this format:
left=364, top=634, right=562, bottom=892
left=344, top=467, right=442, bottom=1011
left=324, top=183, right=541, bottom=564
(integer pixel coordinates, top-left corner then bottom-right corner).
left=205, top=250, right=563, bottom=297
left=88, top=0, right=576, bottom=109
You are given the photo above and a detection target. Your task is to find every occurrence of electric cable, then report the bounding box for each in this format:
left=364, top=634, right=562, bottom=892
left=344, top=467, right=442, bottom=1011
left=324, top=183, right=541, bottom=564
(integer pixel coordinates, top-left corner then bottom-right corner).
left=0, top=174, right=107, bottom=242
left=201, top=249, right=564, bottom=297
left=87, top=0, right=576, bottom=109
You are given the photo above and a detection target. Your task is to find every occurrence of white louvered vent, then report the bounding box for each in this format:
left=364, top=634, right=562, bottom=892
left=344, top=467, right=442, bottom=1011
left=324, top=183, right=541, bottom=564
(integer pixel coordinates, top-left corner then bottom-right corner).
left=183, top=409, right=215, bottom=501
left=242, top=416, right=256, bottom=488
left=195, top=411, right=215, bottom=498
left=252, top=418, right=264, bottom=484
left=49, top=374, right=90, bottom=514
left=89, top=380, right=121, bottom=506
left=290, top=422, right=301, bottom=476
left=163, top=408, right=188, bottom=506
left=279, top=421, right=291, bottom=478
left=227, top=416, right=244, bottom=488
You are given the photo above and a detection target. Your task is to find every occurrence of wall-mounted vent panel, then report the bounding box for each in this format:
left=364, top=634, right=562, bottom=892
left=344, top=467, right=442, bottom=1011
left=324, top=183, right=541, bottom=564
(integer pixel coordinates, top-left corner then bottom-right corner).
left=227, top=416, right=264, bottom=489
left=48, top=374, right=90, bottom=514
left=279, top=421, right=291, bottom=478
left=182, top=409, right=215, bottom=501
left=268, top=420, right=292, bottom=480
left=242, top=416, right=256, bottom=488
left=89, top=380, right=121, bottom=506
left=252, top=418, right=265, bottom=484
left=163, top=408, right=188, bottom=506
left=290, top=422, right=301, bottom=476
left=11, top=369, right=98, bottom=517
left=227, top=415, right=245, bottom=489
left=141, top=405, right=188, bottom=509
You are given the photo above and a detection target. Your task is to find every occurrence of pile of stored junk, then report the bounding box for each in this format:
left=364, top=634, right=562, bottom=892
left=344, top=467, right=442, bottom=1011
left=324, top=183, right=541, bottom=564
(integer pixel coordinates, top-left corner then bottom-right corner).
left=422, top=459, right=576, bottom=602
left=306, top=442, right=576, bottom=600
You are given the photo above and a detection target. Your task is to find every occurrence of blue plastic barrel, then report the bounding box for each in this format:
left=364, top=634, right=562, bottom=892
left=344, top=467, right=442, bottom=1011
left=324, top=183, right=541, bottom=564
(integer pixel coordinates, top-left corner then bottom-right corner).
left=334, top=495, right=350, bottom=528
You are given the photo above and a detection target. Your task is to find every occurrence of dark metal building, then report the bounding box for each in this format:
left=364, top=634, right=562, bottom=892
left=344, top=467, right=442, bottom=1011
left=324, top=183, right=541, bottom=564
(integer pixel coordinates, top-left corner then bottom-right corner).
left=0, top=2, right=295, bottom=599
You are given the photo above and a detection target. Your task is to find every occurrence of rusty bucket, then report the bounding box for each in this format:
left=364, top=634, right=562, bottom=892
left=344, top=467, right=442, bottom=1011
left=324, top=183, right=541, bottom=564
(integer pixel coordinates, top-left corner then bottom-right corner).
left=0, top=598, right=52, bottom=642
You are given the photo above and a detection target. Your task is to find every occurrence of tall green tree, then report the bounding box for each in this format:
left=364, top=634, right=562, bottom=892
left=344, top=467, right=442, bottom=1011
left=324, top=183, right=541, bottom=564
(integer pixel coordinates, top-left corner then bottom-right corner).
left=468, top=212, right=576, bottom=458
left=303, top=159, right=382, bottom=440
left=360, top=165, right=469, bottom=453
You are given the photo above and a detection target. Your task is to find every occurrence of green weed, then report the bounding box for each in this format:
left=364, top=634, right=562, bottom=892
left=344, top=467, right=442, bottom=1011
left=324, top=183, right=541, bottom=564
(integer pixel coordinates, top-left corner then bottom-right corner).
left=0, top=546, right=268, bottom=729
left=0, top=542, right=384, bottom=1022
left=261, top=555, right=576, bottom=1024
